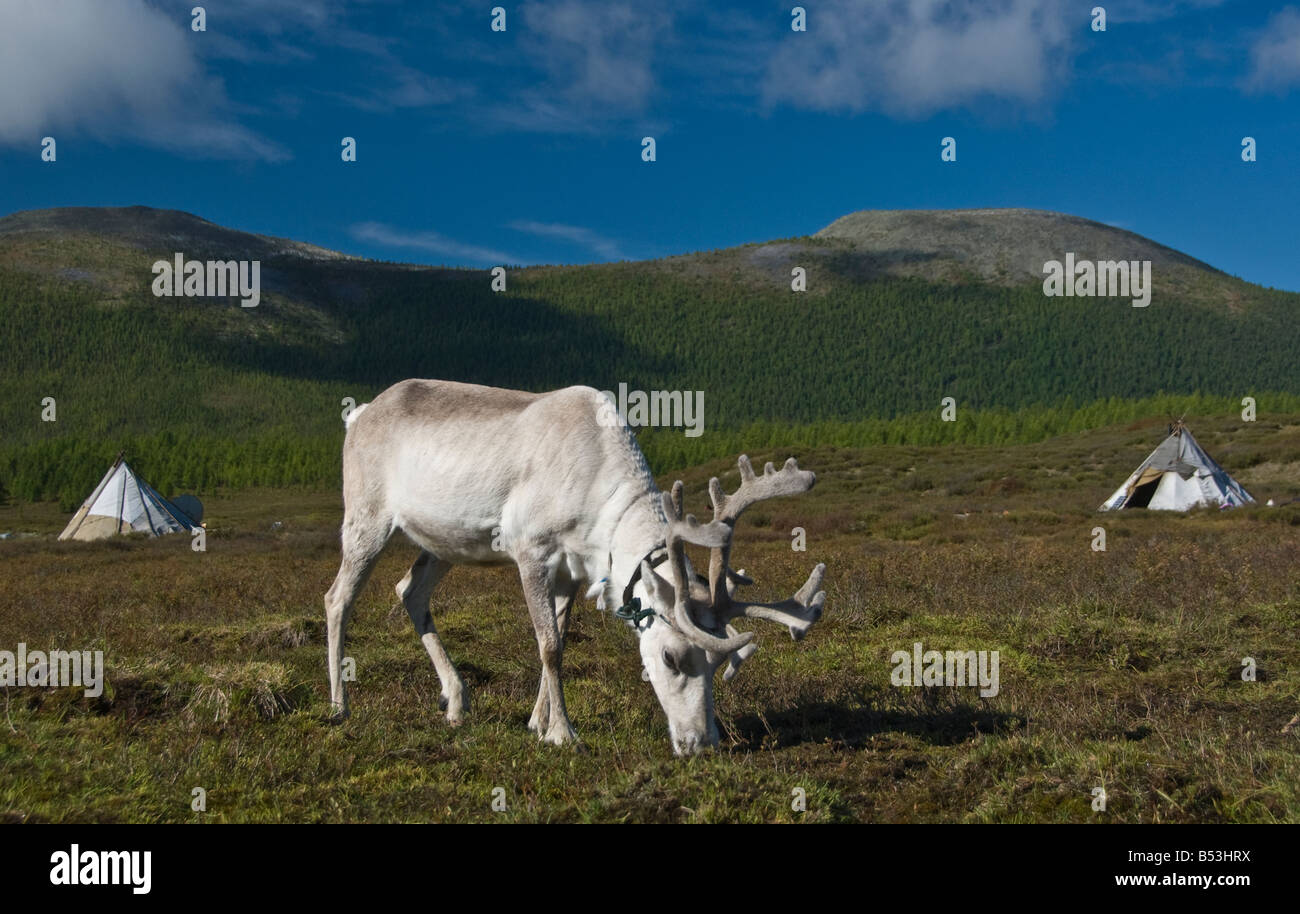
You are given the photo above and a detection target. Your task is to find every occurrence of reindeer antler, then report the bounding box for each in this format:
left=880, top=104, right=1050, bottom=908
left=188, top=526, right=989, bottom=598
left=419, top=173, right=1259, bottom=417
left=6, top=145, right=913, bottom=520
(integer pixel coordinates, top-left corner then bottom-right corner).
left=659, top=491, right=753, bottom=654
left=724, top=563, right=826, bottom=641
left=652, top=457, right=824, bottom=662
left=670, top=479, right=684, bottom=521
left=721, top=625, right=759, bottom=680
left=707, top=456, right=816, bottom=609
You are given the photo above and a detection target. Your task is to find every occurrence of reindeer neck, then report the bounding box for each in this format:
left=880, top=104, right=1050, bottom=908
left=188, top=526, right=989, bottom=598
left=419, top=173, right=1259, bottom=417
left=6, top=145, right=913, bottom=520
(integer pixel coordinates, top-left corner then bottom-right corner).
left=606, top=490, right=669, bottom=601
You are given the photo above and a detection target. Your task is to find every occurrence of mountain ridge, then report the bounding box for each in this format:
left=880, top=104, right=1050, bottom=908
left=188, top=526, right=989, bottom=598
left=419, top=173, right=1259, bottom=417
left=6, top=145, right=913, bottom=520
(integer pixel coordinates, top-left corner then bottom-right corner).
left=0, top=204, right=1260, bottom=292
left=0, top=205, right=358, bottom=262
left=2, top=203, right=1298, bottom=503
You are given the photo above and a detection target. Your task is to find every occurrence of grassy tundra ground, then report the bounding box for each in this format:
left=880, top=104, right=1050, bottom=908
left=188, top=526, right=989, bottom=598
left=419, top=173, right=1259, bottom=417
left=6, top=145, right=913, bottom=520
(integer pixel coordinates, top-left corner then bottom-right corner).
left=1, top=416, right=1298, bottom=823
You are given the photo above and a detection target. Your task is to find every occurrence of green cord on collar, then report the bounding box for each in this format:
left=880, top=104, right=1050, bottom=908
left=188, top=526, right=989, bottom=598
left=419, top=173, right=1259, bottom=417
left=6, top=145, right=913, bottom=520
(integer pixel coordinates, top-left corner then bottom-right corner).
left=614, top=597, right=657, bottom=627
left=612, top=542, right=669, bottom=628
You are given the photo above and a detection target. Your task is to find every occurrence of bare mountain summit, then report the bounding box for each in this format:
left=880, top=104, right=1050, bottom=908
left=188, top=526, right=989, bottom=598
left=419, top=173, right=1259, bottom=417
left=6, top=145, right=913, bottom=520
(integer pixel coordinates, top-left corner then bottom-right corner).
left=814, top=208, right=1221, bottom=285
left=647, top=207, right=1258, bottom=310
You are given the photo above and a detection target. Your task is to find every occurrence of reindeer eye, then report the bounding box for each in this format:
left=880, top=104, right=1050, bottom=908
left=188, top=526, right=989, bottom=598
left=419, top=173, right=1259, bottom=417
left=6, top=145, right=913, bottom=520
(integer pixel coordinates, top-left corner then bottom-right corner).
left=662, top=648, right=681, bottom=675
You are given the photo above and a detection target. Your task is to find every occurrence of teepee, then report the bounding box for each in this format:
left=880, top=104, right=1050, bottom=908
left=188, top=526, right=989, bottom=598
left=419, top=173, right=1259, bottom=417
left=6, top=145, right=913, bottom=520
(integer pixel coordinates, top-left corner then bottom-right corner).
left=59, top=454, right=200, bottom=541
left=1099, top=422, right=1254, bottom=512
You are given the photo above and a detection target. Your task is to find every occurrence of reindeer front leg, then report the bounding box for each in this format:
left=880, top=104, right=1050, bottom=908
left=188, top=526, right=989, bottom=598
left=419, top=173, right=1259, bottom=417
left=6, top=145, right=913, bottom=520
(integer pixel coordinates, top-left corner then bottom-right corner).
left=529, top=581, right=577, bottom=735
left=518, top=560, right=580, bottom=746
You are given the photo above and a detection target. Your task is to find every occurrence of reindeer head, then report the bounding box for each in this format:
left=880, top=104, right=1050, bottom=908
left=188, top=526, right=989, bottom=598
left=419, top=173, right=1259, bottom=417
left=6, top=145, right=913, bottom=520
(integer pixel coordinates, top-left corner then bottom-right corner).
left=630, top=456, right=827, bottom=756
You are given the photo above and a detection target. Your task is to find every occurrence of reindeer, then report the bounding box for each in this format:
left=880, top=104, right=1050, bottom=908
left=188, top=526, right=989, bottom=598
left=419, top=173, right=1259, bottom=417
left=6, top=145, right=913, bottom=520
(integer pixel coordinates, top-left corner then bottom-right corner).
left=324, top=379, right=826, bottom=755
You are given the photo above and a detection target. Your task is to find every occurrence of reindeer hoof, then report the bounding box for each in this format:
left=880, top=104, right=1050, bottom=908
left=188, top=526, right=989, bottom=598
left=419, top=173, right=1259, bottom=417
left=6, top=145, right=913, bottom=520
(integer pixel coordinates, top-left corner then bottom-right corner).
left=440, top=691, right=468, bottom=725
left=527, top=696, right=550, bottom=733
left=542, top=722, right=579, bottom=746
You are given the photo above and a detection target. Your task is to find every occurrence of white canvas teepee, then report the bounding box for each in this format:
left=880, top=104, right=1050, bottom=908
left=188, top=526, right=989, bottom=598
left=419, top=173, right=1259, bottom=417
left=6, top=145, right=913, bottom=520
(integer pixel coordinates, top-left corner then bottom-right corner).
left=58, top=455, right=199, bottom=541
left=1099, top=423, right=1254, bottom=512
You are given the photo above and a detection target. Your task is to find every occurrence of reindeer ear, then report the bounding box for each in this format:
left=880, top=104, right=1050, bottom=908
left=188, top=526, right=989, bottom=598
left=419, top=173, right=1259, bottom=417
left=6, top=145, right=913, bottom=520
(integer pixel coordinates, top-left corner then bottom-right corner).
left=641, top=560, right=675, bottom=609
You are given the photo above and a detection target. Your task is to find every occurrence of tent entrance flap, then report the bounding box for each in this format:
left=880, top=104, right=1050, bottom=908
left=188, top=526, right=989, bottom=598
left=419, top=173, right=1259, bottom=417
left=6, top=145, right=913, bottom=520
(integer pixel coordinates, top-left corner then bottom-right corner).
left=1125, top=478, right=1160, bottom=509
left=1129, top=466, right=1166, bottom=491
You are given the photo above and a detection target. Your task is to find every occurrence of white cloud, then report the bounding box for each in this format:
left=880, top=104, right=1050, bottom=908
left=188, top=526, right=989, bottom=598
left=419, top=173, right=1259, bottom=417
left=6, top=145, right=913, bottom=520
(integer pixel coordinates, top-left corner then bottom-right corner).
left=350, top=222, right=519, bottom=266
left=761, top=0, right=1072, bottom=117
left=499, top=0, right=670, bottom=130
left=0, top=0, right=286, bottom=159
left=1244, top=7, right=1300, bottom=92
left=521, top=1, right=662, bottom=108
left=509, top=220, right=624, bottom=260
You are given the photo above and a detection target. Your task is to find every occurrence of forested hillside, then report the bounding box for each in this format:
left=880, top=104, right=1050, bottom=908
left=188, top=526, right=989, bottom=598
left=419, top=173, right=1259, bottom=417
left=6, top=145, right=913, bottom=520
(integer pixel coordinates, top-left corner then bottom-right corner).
left=1, top=206, right=1297, bottom=506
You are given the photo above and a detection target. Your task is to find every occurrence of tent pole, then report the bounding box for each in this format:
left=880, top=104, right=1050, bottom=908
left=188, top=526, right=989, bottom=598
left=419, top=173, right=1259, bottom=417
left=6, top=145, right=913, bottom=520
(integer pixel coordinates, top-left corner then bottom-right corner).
left=118, top=462, right=127, bottom=535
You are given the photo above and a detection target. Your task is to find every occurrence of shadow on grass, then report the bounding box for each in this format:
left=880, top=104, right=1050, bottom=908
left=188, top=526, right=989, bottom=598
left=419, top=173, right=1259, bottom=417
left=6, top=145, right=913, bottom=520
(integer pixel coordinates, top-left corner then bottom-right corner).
left=729, top=696, right=1025, bottom=750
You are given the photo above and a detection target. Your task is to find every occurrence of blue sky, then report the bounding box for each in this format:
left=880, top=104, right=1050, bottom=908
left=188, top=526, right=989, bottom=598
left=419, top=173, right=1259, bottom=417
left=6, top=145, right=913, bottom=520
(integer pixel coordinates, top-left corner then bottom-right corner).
left=1, top=0, right=1298, bottom=289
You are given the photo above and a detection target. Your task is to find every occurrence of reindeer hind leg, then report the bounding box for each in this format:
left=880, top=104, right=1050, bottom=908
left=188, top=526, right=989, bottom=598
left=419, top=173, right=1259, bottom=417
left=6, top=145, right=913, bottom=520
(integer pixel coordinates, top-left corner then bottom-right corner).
left=325, top=512, right=392, bottom=718
left=396, top=551, right=468, bottom=724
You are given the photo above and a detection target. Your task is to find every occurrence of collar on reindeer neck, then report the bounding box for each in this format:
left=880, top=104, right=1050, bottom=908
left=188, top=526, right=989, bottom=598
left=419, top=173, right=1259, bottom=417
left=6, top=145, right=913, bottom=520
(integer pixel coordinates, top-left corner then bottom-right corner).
left=614, top=542, right=667, bottom=628
left=611, top=541, right=710, bottom=631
